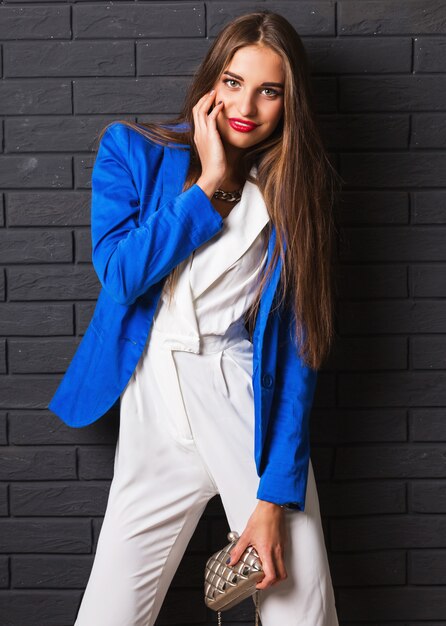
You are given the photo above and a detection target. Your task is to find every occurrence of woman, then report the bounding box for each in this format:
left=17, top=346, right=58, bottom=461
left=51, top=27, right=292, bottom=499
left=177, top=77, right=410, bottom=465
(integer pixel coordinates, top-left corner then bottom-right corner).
left=48, top=10, right=341, bottom=625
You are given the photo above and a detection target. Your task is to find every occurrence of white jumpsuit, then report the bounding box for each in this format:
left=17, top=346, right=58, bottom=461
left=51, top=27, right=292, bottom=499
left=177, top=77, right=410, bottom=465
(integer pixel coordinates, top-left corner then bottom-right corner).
left=74, top=172, right=339, bottom=626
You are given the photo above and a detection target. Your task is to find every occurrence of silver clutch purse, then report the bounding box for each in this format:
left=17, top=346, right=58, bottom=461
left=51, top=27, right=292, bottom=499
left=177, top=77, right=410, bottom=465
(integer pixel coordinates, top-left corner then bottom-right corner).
left=204, top=530, right=264, bottom=625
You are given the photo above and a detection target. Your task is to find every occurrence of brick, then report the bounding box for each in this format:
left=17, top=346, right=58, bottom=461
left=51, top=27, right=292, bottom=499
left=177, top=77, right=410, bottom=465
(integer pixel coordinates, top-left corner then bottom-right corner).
left=340, top=226, right=446, bottom=260
left=0, top=80, right=71, bottom=115
left=339, top=300, right=446, bottom=334
left=307, top=36, right=411, bottom=73
left=74, top=76, right=193, bottom=115
left=411, top=113, right=446, bottom=148
left=337, top=587, right=446, bottom=620
left=335, top=264, right=407, bottom=298
left=137, top=39, right=211, bottom=75
left=335, top=445, right=446, bottom=478
left=74, top=3, right=205, bottom=38
left=4, top=42, right=134, bottom=78
left=331, top=515, right=446, bottom=550
left=311, top=446, right=335, bottom=481
left=0, top=447, right=76, bottom=480
left=337, top=191, right=409, bottom=224
left=0, top=590, right=81, bottom=626
left=323, top=113, right=409, bottom=149
left=410, top=409, right=446, bottom=441
left=339, top=1, right=446, bottom=35
left=0, top=303, right=73, bottom=335
left=411, top=336, right=446, bottom=368
left=330, top=550, right=406, bottom=586
left=75, top=228, right=92, bottom=263
left=7, top=191, right=91, bottom=226
left=8, top=411, right=118, bottom=445
left=339, top=371, right=446, bottom=406
left=340, top=76, right=446, bottom=111
left=208, top=2, right=334, bottom=37
left=409, top=549, right=446, bottom=584
left=11, top=482, right=110, bottom=515
left=415, top=37, right=446, bottom=72
left=8, top=266, right=99, bottom=300
left=0, top=484, right=8, bottom=516
left=0, top=519, right=90, bottom=553
left=413, top=191, right=446, bottom=223
left=311, top=408, right=407, bottom=443
left=78, top=446, right=116, bottom=480
left=410, top=480, right=446, bottom=513
left=9, top=338, right=82, bottom=374
left=12, top=555, right=93, bottom=588
left=318, top=480, right=406, bottom=515
left=0, top=156, right=71, bottom=189
left=0, top=375, right=68, bottom=410
left=0, top=6, right=70, bottom=40
left=411, top=264, right=446, bottom=297
left=0, top=230, right=71, bottom=264
left=0, top=340, right=5, bottom=374
left=0, top=413, right=6, bottom=446
left=5, top=116, right=128, bottom=153
left=327, top=336, right=407, bottom=369
left=0, top=557, right=8, bottom=588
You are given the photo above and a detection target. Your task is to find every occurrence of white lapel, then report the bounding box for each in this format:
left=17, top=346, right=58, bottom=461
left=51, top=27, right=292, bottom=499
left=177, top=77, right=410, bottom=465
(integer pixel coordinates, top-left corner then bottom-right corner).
left=189, top=165, right=270, bottom=300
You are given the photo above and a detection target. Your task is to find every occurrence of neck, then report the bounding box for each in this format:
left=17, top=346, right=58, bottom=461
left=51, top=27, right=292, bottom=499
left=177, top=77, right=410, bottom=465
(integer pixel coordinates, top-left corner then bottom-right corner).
left=220, top=142, right=246, bottom=190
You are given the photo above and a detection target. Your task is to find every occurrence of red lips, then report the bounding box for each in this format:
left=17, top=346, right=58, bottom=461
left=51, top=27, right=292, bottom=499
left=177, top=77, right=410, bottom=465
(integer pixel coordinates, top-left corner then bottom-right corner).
left=228, top=118, right=258, bottom=133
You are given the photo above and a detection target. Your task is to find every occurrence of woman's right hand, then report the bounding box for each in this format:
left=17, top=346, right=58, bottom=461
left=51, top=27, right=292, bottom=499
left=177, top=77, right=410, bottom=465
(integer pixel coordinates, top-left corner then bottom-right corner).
left=192, top=90, right=227, bottom=191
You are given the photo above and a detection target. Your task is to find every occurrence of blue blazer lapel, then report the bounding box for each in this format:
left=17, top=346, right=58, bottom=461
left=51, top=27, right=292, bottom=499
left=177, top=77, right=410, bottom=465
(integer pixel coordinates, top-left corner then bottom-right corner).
left=259, top=223, right=285, bottom=323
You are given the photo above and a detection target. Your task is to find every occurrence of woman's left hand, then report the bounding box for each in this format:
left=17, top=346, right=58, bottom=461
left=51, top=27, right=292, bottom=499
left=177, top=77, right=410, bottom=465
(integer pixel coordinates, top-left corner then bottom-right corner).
left=225, top=500, right=288, bottom=590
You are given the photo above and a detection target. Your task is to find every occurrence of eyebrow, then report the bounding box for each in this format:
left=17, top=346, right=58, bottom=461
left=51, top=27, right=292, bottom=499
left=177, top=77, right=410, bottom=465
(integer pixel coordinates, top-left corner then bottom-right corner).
left=222, top=70, right=284, bottom=89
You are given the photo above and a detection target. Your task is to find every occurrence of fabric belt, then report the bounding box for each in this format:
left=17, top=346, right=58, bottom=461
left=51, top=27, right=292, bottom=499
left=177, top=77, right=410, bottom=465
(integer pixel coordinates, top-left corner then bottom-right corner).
left=143, top=318, right=251, bottom=446
left=149, top=317, right=250, bottom=355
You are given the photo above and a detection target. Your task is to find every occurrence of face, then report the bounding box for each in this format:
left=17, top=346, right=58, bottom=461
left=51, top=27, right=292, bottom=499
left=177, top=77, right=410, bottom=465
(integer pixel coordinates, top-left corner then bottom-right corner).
left=212, top=45, right=285, bottom=151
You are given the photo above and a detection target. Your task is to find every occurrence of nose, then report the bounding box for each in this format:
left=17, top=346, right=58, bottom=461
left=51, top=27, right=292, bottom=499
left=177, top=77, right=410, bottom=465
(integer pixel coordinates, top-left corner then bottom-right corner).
left=237, top=90, right=258, bottom=118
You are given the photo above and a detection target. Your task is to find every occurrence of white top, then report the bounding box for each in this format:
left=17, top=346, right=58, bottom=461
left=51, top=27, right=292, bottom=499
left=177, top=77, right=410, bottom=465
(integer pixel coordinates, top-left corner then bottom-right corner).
left=151, top=165, right=271, bottom=351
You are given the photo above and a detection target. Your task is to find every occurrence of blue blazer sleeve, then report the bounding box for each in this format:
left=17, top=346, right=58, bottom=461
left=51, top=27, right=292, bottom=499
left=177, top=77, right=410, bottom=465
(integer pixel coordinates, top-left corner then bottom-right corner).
left=256, top=304, right=318, bottom=511
left=91, top=123, right=223, bottom=305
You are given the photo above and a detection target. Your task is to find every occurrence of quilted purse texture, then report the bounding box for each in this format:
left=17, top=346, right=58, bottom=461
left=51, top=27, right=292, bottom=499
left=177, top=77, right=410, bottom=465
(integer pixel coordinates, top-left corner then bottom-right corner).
left=204, top=531, right=264, bottom=624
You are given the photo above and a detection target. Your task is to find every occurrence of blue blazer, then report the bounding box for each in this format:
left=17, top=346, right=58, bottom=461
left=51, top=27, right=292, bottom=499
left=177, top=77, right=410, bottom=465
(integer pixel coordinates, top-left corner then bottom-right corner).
left=48, top=122, right=318, bottom=511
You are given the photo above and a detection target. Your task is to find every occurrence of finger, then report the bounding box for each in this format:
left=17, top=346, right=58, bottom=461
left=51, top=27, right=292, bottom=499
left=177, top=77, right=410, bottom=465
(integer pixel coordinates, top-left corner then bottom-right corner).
left=273, top=545, right=288, bottom=583
left=255, top=551, right=277, bottom=590
left=195, top=90, right=216, bottom=116
left=192, top=91, right=213, bottom=127
left=265, top=543, right=286, bottom=585
left=208, top=100, right=224, bottom=121
left=226, top=537, right=250, bottom=566
left=195, top=90, right=216, bottom=136
left=193, top=92, right=211, bottom=126
left=194, top=90, right=215, bottom=110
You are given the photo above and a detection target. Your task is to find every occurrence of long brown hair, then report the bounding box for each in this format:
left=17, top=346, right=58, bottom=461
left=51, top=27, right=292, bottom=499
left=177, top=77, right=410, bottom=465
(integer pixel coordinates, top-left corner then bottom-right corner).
left=94, top=10, right=343, bottom=370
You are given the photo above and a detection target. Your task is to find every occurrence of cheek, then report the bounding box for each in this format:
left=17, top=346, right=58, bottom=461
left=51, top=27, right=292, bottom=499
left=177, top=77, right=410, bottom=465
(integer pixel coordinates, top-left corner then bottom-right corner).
left=269, top=101, right=284, bottom=119
left=265, top=104, right=283, bottom=129
left=213, top=91, right=226, bottom=111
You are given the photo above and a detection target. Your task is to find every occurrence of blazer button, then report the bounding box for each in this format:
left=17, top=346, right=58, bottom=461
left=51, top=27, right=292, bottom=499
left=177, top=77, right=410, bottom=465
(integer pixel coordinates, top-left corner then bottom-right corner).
left=261, top=373, right=274, bottom=388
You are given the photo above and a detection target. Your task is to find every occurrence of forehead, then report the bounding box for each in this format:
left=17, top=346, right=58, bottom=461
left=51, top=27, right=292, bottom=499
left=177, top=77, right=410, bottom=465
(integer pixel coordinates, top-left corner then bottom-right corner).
left=225, top=45, right=285, bottom=81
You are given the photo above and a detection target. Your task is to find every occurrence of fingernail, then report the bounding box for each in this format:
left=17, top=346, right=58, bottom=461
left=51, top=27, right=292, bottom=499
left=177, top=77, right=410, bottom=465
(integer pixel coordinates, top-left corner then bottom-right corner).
left=210, top=89, right=215, bottom=94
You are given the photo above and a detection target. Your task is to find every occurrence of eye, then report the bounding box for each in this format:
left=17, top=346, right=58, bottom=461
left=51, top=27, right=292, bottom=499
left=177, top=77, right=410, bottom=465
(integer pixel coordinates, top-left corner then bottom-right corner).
left=262, top=88, right=280, bottom=98
left=223, top=78, right=240, bottom=89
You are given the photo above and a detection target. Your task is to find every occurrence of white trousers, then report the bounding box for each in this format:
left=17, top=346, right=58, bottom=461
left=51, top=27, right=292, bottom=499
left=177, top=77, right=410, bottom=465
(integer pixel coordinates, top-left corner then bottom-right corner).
left=74, top=326, right=339, bottom=625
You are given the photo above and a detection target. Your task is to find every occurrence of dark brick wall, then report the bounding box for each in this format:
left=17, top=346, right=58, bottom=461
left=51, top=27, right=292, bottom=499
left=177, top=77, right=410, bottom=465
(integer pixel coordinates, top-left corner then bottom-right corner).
left=0, top=1, right=445, bottom=624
